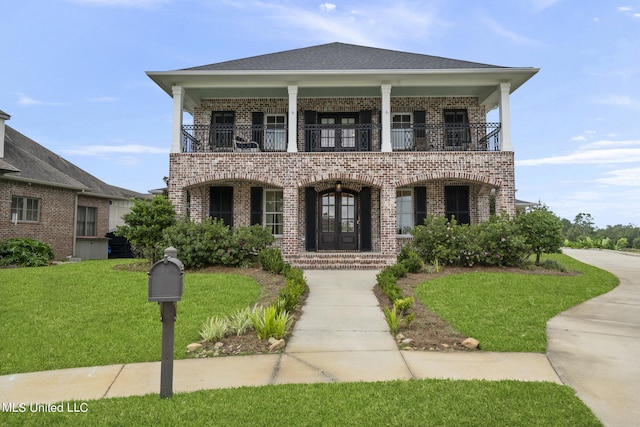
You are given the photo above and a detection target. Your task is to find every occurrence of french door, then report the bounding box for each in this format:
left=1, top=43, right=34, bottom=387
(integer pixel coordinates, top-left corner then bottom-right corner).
left=318, top=190, right=358, bottom=250
left=319, top=114, right=357, bottom=150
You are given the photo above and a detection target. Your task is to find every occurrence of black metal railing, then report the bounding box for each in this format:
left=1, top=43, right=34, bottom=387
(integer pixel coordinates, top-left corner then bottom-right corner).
left=182, top=124, right=288, bottom=153
left=390, top=123, right=501, bottom=152
left=182, top=122, right=501, bottom=153
left=304, top=123, right=380, bottom=152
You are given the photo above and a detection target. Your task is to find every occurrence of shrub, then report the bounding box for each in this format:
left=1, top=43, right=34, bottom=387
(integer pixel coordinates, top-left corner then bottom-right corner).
left=0, top=238, right=54, bottom=267
left=394, top=296, right=414, bottom=313
left=279, top=274, right=307, bottom=313
left=200, top=316, right=229, bottom=342
left=161, top=219, right=274, bottom=268
left=258, top=247, right=286, bottom=274
left=397, top=246, right=424, bottom=273
left=540, top=259, right=568, bottom=273
left=410, top=215, right=478, bottom=267
left=516, top=205, right=564, bottom=266
left=116, top=195, right=176, bottom=263
left=250, top=305, right=293, bottom=340
left=476, top=214, right=528, bottom=267
left=376, top=267, right=402, bottom=302
left=228, top=307, right=255, bottom=336
left=383, top=304, right=401, bottom=335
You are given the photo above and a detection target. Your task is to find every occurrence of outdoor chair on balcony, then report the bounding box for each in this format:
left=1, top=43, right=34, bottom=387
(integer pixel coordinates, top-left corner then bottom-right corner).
left=233, top=136, right=260, bottom=152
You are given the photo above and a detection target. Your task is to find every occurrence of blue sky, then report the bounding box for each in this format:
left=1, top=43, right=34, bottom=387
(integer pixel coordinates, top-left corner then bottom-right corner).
left=2, top=0, right=639, bottom=228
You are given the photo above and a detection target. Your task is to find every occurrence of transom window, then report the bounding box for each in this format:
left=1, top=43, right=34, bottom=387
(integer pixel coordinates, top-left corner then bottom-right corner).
left=77, top=206, right=97, bottom=236
left=396, top=189, right=413, bottom=235
left=11, top=196, right=40, bottom=223
left=264, top=189, right=283, bottom=236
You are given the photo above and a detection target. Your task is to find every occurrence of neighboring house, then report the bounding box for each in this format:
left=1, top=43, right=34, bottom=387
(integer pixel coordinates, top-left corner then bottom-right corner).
left=0, top=110, right=150, bottom=260
left=147, top=43, right=538, bottom=268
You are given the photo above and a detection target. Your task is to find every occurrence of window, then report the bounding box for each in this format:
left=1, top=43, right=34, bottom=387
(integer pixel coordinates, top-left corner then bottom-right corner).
left=392, top=113, right=413, bottom=150
left=210, top=186, right=233, bottom=226
left=445, top=186, right=470, bottom=225
left=396, top=189, right=413, bottom=235
left=264, top=189, right=283, bottom=235
left=265, top=114, right=286, bottom=151
left=11, top=196, right=40, bottom=223
left=77, top=206, right=97, bottom=236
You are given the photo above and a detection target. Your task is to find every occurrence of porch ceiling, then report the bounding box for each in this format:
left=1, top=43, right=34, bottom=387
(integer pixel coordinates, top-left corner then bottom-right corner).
left=147, top=68, right=538, bottom=113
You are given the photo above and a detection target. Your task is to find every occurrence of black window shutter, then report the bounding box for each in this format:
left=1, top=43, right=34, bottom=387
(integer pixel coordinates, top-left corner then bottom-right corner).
left=250, top=187, right=263, bottom=226
left=210, top=186, right=233, bottom=226
left=360, top=187, right=372, bottom=251
left=414, top=186, right=427, bottom=227
left=304, top=110, right=317, bottom=152
left=305, top=187, right=317, bottom=251
left=359, top=110, right=372, bottom=151
left=252, top=112, right=264, bottom=149
left=413, top=110, right=426, bottom=138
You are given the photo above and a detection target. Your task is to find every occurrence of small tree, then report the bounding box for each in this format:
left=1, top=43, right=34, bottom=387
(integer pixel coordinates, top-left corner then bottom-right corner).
left=516, top=204, right=564, bottom=265
left=116, top=195, right=176, bottom=262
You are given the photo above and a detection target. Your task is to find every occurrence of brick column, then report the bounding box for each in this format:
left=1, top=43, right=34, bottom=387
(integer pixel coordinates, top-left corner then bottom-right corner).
left=379, top=184, right=397, bottom=257
left=281, top=186, right=299, bottom=258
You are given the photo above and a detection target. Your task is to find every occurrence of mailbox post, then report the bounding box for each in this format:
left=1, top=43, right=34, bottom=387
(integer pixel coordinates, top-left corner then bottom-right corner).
left=148, top=247, right=184, bottom=399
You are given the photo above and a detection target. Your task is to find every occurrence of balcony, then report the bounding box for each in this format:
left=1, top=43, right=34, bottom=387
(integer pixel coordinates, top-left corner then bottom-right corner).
left=182, top=123, right=501, bottom=153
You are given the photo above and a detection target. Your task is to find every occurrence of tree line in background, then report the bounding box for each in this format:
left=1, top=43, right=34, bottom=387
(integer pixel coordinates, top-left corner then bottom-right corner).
left=561, top=212, right=640, bottom=250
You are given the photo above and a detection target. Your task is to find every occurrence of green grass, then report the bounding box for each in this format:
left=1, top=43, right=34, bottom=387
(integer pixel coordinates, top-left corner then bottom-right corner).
left=415, top=254, right=619, bottom=352
left=0, top=260, right=260, bottom=375
left=0, top=380, right=600, bottom=426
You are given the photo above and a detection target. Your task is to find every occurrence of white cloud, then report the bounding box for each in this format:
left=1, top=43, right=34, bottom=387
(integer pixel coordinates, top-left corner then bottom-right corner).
left=530, top=0, right=562, bottom=11
left=516, top=139, right=640, bottom=166
left=481, top=17, right=538, bottom=45
left=571, top=135, right=586, bottom=141
left=17, top=93, right=66, bottom=107
left=319, top=3, right=336, bottom=12
left=62, top=144, right=168, bottom=156
left=596, top=167, right=640, bottom=186
left=593, top=94, right=634, bottom=106
left=253, top=1, right=446, bottom=48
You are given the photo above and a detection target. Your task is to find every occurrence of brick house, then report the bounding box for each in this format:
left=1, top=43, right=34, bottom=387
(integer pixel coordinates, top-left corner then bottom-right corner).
left=147, top=43, right=538, bottom=268
left=0, top=110, right=149, bottom=260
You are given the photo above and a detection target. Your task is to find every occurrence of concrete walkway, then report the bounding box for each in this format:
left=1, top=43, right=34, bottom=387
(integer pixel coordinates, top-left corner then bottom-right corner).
left=548, top=248, right=640, bottom=427
left=0, top=269, right=562, bottom=405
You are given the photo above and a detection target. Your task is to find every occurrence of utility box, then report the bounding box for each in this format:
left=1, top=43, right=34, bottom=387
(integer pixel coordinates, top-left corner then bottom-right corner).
left=148, top=250, right=184, bottom=302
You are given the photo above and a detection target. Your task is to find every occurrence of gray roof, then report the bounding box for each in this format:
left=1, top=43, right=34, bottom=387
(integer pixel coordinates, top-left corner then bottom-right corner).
left=1, top=126, right=148, bottom=199
left=185, top=42, right=501, bottom=71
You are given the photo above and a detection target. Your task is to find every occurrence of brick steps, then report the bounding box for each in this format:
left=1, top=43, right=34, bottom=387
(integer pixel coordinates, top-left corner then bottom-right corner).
left=287, top=252, right=395, bottom=270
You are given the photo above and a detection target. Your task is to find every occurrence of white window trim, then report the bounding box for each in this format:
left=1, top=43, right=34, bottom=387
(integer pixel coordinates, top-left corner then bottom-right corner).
left=11, top=196, right=41, bottom=223
left=396, top=188, right=414, bottom=236
left=391, top=112, right=414, bottom=151
left=263, top=188, right=284, bottom=237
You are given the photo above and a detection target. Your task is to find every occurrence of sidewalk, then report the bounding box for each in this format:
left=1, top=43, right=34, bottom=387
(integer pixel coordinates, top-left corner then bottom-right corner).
left=547, top=249, right=640, bottom=427
left=0, top=269, right=560, bottom=405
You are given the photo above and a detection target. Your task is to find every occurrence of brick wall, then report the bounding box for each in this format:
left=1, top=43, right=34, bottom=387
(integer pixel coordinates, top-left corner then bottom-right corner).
left=168, top=151, right=515, bottom=261
left=0, top=181, right=112, bottom=260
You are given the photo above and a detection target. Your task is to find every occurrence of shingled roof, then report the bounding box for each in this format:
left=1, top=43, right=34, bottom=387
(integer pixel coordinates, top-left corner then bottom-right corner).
left=184, top=42, right=500, bottom=71
left=1, top=126, right=147, bottom=199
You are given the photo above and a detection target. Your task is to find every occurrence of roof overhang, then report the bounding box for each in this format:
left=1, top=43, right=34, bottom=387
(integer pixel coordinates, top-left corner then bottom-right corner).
left=146, top=67, right=539, bottom=113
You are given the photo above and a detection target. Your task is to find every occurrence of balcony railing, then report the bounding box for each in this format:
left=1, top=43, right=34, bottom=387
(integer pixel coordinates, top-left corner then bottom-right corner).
left=182, top=124, right=288, bottom=153
left=182, top=123, right=501, bottom=153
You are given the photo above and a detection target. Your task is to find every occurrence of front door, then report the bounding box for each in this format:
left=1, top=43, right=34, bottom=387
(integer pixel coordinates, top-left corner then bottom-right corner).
left=318, top=190, right=358, bottom=250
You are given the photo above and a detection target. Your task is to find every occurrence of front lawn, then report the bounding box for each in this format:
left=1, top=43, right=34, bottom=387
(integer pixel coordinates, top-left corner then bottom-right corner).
left=413, top=254, right=618, bottom=352
left=1, top=380, right=600, bottom=427
left=0, top=260, right=263, bottom=375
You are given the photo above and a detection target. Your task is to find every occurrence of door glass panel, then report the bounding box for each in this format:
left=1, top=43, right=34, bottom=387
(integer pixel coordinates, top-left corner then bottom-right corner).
left=321, top=118, right=335, bottom=148
left=392, top=113, right=413, bottom=150
left=341, top=193, right=355, bottom=232
left=341, top=117, right=356, bottom=148
left=321, top=193, right=336, bottom=232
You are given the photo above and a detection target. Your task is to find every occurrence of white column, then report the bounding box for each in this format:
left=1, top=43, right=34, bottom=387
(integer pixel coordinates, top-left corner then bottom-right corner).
left=380, top=84, right=392, bottom=152
left=171, top=86, right=185, bottom=154
left=499, top=82, right=512, bottom=151
left=287, top=85, right=298, bottom=152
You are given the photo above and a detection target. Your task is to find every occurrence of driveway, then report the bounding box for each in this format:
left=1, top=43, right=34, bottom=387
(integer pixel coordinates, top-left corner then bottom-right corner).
left=548, top=249, right=640, bottom=427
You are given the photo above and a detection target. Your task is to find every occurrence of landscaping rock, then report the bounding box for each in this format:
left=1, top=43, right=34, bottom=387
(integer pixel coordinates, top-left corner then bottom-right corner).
left=214, top=342, right=224, bottom=349
left=268, top=339, right=285, bottom=352
left=187, top=343, right=203, bottom=352
left=462, top=338, right=480, bottom=349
